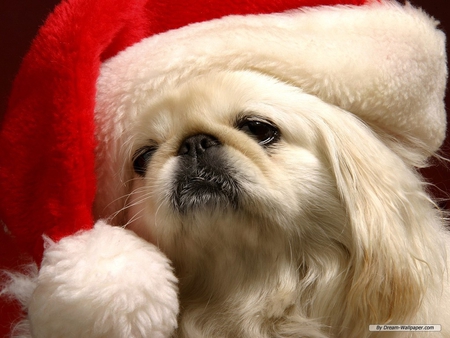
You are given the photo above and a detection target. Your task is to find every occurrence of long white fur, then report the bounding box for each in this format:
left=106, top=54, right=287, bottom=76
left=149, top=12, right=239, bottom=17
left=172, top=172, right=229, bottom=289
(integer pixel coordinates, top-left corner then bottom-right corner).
left=117, top=71, right=449, bottom=337
left=91, top=3, right=449, bottom=334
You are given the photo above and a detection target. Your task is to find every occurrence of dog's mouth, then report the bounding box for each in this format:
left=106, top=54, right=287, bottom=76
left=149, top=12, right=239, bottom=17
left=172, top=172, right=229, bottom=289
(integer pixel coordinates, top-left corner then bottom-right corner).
left=170, top=134, right=241, bottom=213
left=172, top=165, right=240, bottom=213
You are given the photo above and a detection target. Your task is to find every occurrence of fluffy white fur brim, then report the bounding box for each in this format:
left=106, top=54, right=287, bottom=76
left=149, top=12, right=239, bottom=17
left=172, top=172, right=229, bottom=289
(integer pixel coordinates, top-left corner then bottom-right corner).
left=96, top=0, right=447, bottom=160
left=2, top=221, right=178, bottom=338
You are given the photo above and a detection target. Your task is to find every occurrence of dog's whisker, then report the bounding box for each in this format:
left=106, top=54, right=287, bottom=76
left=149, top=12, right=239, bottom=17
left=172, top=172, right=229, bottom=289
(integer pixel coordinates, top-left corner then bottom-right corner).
left=121, top=209, right=144, bottom=229
left=107, top=187, right=154, bottom=223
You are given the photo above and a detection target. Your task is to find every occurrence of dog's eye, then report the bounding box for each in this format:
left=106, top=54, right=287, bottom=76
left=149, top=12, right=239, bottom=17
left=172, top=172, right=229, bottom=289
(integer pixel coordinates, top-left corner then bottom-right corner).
left=237, top=118, right=279, bottom=146
left=132, top=146, right=157, bottom=176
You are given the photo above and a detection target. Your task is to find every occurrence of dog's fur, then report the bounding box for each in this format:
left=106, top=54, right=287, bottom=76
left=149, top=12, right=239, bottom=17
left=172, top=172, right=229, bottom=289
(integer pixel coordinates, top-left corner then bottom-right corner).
left=95, top=71, right=450, bottom=337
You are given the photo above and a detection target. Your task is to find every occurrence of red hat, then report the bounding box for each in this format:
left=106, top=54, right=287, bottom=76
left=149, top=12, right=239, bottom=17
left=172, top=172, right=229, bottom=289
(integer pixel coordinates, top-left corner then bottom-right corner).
left=0, top=0, right=446, bottom=336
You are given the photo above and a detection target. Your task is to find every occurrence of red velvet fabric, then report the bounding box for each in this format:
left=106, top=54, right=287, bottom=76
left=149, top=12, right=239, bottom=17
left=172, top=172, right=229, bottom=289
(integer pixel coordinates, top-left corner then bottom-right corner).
left=0, top=0, right=149, bottom=264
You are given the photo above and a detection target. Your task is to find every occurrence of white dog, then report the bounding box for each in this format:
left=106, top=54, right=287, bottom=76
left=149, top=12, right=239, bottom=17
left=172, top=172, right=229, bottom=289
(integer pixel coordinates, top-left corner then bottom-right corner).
left=95, top=70, right=450, bottom=337
left=90, top=4, right=450, bottom=336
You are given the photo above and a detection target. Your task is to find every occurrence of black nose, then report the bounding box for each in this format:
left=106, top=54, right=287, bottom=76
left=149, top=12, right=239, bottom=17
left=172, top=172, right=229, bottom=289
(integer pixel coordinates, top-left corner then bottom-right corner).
left=177, top=134, right=221, bottom=157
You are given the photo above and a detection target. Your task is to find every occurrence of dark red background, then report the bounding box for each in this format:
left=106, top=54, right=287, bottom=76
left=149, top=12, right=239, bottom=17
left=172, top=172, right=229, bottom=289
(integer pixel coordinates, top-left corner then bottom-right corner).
left=0, top=0, right=449, bottom=336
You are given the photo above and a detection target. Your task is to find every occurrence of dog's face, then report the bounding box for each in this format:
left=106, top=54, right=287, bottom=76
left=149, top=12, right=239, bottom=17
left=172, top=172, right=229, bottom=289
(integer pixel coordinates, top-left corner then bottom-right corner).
left=124, top=71, right=347, bottom=262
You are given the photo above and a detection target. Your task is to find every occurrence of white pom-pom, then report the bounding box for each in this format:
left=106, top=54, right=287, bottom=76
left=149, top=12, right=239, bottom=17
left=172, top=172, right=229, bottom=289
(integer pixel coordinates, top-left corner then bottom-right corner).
left=27, top=221, right=178, bottom=338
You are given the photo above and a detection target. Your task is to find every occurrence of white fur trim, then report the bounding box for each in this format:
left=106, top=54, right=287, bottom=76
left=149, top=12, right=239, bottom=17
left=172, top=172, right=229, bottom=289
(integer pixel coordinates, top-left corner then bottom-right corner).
left=97, top=1, right=447, bottom=159
left=3, top=221, right=179, bottom=338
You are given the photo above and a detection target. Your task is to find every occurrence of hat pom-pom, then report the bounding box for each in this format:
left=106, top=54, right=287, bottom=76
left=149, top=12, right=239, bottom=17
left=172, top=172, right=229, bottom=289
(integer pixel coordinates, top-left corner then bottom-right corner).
left=3, top=221, right=178, bottom=338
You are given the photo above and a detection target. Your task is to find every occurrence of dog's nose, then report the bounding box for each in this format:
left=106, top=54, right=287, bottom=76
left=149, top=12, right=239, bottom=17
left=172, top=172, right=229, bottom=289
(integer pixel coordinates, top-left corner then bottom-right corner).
left=177, top=134, right=221, bottom=157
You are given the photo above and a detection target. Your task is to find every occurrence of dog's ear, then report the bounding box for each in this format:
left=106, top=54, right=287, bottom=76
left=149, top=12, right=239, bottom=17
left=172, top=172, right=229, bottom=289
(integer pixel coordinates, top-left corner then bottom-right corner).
left=317, top=109, right=445, bottom=329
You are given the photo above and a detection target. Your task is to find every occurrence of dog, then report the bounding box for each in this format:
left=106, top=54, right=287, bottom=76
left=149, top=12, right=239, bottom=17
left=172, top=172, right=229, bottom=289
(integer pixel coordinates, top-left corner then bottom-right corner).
left=93, top=70, right=450, bottom=337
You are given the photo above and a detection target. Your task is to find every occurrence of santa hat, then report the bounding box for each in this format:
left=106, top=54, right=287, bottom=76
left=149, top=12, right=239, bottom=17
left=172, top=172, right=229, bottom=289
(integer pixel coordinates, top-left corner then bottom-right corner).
left=0, top=0, right=446, bottom=336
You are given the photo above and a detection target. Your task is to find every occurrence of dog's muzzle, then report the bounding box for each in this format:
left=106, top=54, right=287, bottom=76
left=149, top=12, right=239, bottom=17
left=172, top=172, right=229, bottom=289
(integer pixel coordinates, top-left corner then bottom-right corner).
left=171, top=133, right=240, bottom=213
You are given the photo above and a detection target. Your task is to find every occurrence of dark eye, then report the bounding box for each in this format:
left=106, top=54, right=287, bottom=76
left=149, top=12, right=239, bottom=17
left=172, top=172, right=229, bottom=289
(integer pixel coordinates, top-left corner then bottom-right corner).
left=132, top=146, right=157, bottom=176
left=237, top=118, right=279, bottom=146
